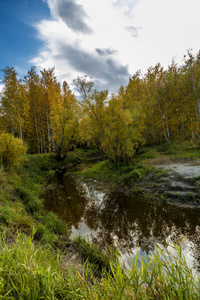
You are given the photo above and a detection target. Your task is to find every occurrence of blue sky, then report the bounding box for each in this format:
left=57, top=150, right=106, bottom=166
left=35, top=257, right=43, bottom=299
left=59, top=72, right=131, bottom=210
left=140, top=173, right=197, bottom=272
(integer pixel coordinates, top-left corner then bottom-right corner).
left=0, top=0, right=50, bottom=77
left=1, top=0, right=200, bottom=92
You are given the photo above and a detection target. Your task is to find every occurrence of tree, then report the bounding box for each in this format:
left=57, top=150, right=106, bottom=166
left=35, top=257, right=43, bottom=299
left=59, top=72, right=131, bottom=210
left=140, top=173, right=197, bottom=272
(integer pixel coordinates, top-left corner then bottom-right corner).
left=51, top=81, right=80, bottom=161
left=40, top=68, right=60, bottom=153
left=24, top=66, right=42, bottom=153
left=75, top=76, right=144, bottom=163
left=1, top=67, right=29, bottom=143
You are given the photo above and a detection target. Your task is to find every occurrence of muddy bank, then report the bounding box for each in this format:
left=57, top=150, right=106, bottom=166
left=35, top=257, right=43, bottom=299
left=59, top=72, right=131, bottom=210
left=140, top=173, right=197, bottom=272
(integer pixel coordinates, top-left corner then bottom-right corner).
left=146, top=157, right=200, bottom=206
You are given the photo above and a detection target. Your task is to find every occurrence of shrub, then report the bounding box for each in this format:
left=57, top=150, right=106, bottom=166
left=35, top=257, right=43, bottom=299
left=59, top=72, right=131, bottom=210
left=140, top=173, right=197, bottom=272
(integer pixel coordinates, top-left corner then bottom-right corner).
left=0, top=133, right=27, bottom=169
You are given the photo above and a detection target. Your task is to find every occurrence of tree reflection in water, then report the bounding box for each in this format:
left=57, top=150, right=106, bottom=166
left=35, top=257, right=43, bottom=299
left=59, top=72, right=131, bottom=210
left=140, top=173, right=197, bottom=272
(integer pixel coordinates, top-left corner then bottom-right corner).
left=44, top=168, right=200, bottom=267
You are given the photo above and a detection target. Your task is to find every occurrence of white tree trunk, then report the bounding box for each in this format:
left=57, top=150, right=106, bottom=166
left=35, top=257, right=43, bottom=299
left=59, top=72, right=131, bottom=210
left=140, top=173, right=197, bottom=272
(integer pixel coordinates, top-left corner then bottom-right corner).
left=46, top=108, right=51, bottom=153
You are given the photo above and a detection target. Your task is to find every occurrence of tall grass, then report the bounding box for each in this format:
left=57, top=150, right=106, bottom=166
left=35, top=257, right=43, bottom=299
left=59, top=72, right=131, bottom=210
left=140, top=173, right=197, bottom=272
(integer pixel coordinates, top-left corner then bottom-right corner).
left=0, top=154, right=68, bottom=247
left=0, top=233, right=85, bottom=299
left=0, top=151, right=200, bottom=298
left=0, top=233, right=199, bottom=299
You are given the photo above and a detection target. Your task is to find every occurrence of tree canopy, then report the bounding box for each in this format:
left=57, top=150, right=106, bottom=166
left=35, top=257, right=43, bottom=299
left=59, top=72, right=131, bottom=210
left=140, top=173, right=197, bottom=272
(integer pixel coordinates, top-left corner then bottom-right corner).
left=1, top=50, right=200, bottom=163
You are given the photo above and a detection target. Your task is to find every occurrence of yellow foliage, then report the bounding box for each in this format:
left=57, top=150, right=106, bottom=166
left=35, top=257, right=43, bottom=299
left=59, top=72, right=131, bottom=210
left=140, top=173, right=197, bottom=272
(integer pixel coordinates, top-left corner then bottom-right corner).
left=0, top=133, right=27, bottom=169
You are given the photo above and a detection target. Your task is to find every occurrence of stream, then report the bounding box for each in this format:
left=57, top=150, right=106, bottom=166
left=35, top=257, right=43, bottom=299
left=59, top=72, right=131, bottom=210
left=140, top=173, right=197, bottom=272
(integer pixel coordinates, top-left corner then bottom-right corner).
left=44, top=162, right=200, bottom=269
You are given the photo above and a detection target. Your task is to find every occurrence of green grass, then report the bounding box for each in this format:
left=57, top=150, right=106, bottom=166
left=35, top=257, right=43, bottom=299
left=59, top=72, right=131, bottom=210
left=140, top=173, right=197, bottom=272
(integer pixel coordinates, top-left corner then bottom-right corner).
left=0, top=233, right=199, bottom=299
left=154, top=142, right=200, bottom=158
left=0, top=154, right=68, bottom=247
left=0, top=151, right=200, bottom=299
left=73, top=236, right=112, bottom=276
left=74, top=159, right=165, bottom=191
left=0, top=233, right=83, bottom=299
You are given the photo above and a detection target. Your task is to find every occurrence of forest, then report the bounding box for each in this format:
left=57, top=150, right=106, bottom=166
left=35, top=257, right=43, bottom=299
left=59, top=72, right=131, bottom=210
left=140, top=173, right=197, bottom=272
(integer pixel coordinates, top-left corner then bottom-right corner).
left=1, top=51, right=200, bottom=299
left=1, top=50, right=200, bottom=165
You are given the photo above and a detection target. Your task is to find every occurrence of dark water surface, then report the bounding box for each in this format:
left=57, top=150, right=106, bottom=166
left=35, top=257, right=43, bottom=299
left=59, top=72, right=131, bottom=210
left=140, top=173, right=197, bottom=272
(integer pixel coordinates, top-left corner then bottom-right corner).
left=44, top=163, right=200, bottom=269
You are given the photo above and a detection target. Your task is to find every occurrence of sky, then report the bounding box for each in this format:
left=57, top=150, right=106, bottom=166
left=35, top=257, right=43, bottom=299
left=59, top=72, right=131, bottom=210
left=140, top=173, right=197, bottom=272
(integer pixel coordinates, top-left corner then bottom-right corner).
left=0, top=0, right=200, bottom=93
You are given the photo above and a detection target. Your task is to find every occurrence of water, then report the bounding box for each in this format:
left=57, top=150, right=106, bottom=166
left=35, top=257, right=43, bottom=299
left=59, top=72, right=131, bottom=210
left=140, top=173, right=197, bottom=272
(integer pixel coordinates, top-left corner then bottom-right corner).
left=44, top=163, right=200, bottom=269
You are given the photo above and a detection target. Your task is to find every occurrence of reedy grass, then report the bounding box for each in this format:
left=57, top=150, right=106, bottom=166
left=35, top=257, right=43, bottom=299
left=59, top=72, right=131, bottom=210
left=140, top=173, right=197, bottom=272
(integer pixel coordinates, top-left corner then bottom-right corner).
left=73, top=236, right=113, bottom=276
left=0, top=233, right=85, bottom=299
left=0, top=232, right=199, bottom=299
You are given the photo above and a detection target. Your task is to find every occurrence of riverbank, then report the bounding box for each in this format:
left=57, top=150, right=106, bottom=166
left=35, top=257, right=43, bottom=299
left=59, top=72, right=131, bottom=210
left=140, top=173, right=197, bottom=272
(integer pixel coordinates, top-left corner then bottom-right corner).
left=0, top=150, right=200, bottom=298
left=72, top=144, right=200, bottom=207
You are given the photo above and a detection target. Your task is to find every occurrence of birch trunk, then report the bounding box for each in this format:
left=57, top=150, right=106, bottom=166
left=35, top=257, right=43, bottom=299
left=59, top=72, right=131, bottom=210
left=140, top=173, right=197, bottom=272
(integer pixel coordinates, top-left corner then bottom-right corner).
left=34, top=104, right=40, bottom=153
left=157, top=92, right=170, bottom=143
left=46, top=108, right=51, bottom=153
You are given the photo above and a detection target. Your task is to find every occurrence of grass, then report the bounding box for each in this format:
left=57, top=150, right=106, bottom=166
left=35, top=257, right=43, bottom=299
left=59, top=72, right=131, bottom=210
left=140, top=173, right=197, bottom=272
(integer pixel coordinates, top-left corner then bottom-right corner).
left=0, top=149, right=200, bottom=298
left=64, top=147, right=103, bottom=164
left=0, top=153, right=69, bottom=247
left=73, top=236, right=112, bottom=276
left=154, top=142, right=200, bottom=158
left=0, top=233, right=199, bottom=299
left=73, top=142, right=200, bottom=191
left=74, top=158, right=166, bottom=192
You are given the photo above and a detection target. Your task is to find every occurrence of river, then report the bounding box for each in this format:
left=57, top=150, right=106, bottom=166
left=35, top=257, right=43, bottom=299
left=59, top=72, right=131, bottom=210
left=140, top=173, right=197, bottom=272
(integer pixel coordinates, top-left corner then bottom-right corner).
left=44, top=162, right=200, bottom=269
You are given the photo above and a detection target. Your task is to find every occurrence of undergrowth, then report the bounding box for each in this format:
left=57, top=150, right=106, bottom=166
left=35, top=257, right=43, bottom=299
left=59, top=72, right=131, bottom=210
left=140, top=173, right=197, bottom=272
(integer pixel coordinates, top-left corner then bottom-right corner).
left=0, top=154, right=67, bottom=246
left=73, top=143, right=200, bottom=191
left=74, top=159, right=165, bottom=190
left=0, top=148, right=199, bottom=299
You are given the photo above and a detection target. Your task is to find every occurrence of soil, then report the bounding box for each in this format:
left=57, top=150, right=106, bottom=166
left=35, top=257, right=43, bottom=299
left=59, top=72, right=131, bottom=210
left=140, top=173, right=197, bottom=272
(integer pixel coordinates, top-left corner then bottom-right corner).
left=146, top=156, right=200, bottom=206
left=58, top=237, right=85, bottom=276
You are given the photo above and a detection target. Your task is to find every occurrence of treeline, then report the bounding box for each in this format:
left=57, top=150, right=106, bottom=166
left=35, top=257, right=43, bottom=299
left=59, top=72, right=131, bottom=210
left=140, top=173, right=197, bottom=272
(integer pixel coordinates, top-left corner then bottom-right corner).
left=0, top=50, right=200, bottom=163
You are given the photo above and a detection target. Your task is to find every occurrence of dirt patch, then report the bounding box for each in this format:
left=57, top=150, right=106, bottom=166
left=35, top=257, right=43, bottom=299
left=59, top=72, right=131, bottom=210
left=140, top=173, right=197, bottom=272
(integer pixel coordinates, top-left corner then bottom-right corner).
left=60, top=243, right=84, bottom=275
left=145, top=157, right=200, bottom=206
left=147, top=156, right=198, bottom=166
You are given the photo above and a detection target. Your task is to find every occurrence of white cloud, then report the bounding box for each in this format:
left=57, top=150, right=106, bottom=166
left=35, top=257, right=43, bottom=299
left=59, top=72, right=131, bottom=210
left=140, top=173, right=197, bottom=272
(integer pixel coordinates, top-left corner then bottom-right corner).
left=0, top=83, right=4, bottom=94
left=31, top=0, right=200, bottom=92
left=131, top=0, right=200, bottom=71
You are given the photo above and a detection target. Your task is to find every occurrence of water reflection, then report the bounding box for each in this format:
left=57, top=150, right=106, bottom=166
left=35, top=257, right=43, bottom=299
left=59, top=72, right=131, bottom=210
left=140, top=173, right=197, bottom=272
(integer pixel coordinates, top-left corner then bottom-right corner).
left=44, top=166, right=200, bottom=268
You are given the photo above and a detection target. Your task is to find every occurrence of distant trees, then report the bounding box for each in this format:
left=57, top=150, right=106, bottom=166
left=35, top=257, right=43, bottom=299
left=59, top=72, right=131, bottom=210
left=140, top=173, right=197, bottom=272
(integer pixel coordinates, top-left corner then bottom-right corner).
left=1, top=50, right=200, bottom=164
left=123, top=51, right=200, bottom=145
left=0, top=66, right=28, bottom=142
left=0, top=66, right=79, bottom=159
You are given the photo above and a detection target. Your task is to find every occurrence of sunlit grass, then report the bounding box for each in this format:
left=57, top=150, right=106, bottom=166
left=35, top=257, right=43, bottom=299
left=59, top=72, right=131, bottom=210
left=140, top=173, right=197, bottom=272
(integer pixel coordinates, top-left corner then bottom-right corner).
left=0, top=234, right=199, bottom=299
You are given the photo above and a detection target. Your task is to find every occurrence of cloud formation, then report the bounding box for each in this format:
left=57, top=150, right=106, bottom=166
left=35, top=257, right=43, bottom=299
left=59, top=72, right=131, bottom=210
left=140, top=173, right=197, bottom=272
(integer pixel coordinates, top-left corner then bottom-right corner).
left=32, top=0, right=135, bottom=92
left=59, top=43, right=129, bottom=90
left=126, top=26, right=141, bottom=38
left=95, top=48, right=117, bottom=57
left=47, top=0, right=92, bottom=34
left=32, top=0, right=200, bottom=93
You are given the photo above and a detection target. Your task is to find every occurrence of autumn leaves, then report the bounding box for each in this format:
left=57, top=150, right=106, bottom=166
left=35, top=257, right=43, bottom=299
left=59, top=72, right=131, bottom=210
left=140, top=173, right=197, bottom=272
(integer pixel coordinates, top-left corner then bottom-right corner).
left=1, top=50, right=200, bottom=164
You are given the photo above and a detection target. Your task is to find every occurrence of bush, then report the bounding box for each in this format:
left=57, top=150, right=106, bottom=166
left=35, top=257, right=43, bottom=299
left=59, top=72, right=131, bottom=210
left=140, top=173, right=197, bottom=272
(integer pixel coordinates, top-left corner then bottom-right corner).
left=0, top=133, right=27, bottom=169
